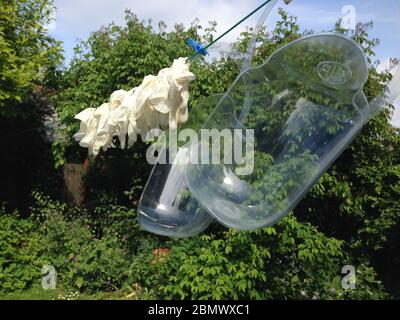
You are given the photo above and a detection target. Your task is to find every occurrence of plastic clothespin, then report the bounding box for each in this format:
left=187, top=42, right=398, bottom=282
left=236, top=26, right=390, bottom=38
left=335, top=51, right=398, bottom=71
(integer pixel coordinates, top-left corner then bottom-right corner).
left=187, top=38, right=208, bottom=56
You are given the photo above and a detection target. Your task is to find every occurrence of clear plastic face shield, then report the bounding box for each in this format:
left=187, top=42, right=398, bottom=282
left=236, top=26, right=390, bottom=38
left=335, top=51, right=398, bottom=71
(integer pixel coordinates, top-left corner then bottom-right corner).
left=138, top=0, right=400, bottom=237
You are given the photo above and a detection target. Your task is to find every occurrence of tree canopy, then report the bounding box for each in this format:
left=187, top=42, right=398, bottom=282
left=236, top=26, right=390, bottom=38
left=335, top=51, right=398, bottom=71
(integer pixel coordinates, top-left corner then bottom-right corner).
left=0, top=0, right=62, bottom=115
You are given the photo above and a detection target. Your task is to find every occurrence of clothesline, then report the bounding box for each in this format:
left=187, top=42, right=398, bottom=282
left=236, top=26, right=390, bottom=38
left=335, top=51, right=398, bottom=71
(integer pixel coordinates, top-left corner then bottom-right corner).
left=188, top=0, right=275, bottom=60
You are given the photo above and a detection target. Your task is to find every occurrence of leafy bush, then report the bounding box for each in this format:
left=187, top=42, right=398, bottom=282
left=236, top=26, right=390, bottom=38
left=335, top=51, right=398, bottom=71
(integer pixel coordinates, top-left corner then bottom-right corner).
left=156, top=215, right=385, bottom=300
left=0, top=0, right=62, bottom=111
left=0, top=205, right=46, bottom=293
left=31, top=192, right=161, bottom=294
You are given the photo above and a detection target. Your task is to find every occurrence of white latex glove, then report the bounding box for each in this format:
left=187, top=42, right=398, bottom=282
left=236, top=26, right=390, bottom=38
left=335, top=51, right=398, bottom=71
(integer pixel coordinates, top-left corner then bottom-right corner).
left=74, top=57, right=195, bottom=156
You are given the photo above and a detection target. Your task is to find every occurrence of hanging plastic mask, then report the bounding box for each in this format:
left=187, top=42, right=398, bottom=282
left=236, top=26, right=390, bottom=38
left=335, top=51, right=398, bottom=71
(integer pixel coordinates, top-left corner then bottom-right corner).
left=138, top=0, right=400, bottom=236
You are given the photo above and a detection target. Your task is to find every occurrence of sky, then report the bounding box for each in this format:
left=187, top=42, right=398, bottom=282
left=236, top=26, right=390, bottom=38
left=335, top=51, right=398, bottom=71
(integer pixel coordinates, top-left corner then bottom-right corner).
left=46, top=0, right=400, bottom=127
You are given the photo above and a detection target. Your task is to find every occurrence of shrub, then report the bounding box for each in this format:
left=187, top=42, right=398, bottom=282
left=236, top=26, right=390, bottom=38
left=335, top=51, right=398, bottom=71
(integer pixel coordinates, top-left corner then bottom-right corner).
left=0, top=205, right=46, bottom=293
left=31, top=192, right=162, bottom=294
left=157, top=215, right=386, bottom=300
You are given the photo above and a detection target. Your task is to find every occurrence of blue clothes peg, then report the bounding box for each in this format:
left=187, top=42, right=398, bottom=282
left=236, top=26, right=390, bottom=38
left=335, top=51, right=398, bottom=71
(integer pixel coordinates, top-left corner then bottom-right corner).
left=187, top=38, right=208, bottom=56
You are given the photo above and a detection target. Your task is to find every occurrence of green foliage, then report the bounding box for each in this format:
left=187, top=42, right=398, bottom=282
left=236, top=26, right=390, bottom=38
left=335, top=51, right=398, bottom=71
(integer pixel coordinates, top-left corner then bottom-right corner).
left=0, top=0, right=62, bottom=113
left=30, top=192, right=161, bottom=294
left=0, top=204, right=46, bottom=293
left=157, top=215, right=385, bottom=300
